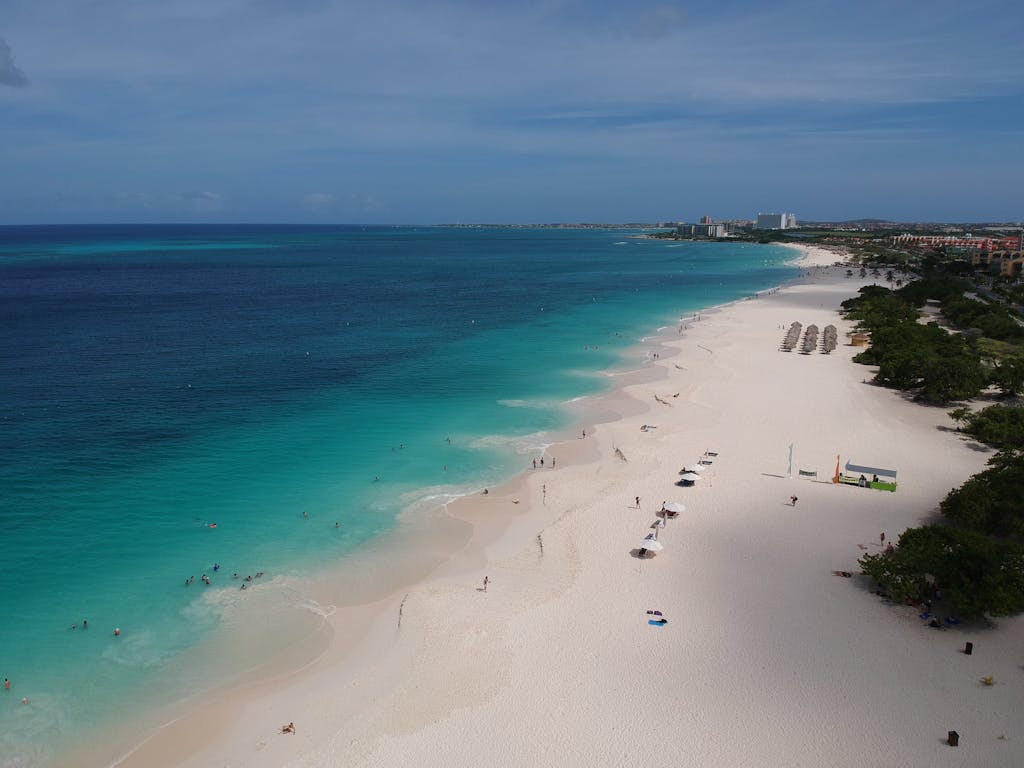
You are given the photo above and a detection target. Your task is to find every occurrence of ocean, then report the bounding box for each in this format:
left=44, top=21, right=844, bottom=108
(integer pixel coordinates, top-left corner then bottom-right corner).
left=0, top=225, right=798, bottom=765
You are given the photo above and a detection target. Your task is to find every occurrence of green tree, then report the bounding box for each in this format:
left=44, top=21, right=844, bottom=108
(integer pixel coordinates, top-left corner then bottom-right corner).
left=941, top=450, right=1024, bottom=538
left=990, top=354, right=1024, bottom=397
left=959, top=406, right=1024, bottom=450
left=917, top=338, right=987, bottom=404
left=948, top=406, right=973, bottom=430
left=859, top=525, right=1024, bottom=618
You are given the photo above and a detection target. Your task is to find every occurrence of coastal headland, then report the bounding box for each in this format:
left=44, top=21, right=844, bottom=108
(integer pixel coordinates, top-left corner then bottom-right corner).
left=70, top=243, right=1022, bottom=768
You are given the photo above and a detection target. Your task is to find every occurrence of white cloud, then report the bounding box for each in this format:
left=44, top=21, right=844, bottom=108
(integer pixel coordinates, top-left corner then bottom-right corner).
left=0, top=38, right=29, bottom=87
left=627, top=4, right=687, bottom=39
left=301, top=192, right=335, bottom=211
left=179, top=191, right=224, bottom=213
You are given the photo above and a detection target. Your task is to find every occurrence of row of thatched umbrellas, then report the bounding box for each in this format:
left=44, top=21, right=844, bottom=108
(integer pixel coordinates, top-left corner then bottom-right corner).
left=801, top=324, right=819, bottom=353
left=821, top=324, right=838, bottom=354
left=780, top=321, right=802, bottom=352
left=781, top=322, right=839, bottom=354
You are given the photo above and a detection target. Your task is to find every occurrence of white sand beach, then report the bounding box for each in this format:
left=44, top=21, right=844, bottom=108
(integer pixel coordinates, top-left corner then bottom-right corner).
left=90, top=245, right=1023, bottom=768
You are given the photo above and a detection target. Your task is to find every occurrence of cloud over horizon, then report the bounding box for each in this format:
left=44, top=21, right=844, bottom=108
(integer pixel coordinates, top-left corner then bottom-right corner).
left=0, top=1, right=1022, bottom=224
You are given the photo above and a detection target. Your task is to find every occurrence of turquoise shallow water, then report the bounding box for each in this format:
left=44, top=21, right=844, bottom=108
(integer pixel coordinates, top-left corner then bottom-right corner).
left=0, top=225, right=797, bottom=765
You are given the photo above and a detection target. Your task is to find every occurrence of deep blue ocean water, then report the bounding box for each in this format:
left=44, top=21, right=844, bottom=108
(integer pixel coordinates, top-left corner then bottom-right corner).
left=0, top=225, right=797, bottom=765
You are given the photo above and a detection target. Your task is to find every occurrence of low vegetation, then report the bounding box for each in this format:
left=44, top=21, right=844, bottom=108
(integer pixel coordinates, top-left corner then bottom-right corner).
left=846, top=264, right=1024, bottom=619
left=859, top=524, right=1024, bottom=618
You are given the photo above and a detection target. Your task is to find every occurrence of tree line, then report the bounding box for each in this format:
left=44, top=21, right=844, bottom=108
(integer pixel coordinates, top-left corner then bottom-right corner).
left=846, top=274, right=1024, bottom=619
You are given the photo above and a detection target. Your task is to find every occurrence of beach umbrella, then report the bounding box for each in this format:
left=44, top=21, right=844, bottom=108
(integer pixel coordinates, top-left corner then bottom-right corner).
left=682, top=464, right=705, bottom=473
left=639, top=539, right=664, bottom=551
left=663, top=501, right=686, bottom=513
left=680, top=473, right=702, bottom=482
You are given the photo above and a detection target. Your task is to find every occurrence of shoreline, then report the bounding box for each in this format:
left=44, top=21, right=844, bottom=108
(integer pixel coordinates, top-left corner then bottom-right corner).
left=60, top=245, right=826, bottom=767
left=48, top=245, right=808, bottom=768
left=65, top=243, right=1023, bottom=767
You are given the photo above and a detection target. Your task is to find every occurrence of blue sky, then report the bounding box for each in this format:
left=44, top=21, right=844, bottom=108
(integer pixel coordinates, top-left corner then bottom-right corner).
left=2, top=0, right=1022, bottom=224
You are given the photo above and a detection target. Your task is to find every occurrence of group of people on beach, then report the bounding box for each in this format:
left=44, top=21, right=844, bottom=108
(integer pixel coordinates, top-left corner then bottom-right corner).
left=185, top=570, right=265, bottom=589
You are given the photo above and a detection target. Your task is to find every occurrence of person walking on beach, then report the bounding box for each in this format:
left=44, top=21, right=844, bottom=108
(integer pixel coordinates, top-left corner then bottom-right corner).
left=532, top=459, right=536, bottom=469
left=482, top=576, right=489, bottom=592
left=635, top=496, right=641, bottom=509
left=880, top=532, right=886, bottom=547
left=790, top=495, right=798, bottom=506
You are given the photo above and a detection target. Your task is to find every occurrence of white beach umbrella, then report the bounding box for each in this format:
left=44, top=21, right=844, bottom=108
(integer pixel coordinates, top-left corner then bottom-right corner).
left=682, top=463, right=705, bottom=473
left=639, top=539, right=664, bottom=551
left=680, top=473, right=702, bottom=482
left=663, top=501, right=686, bottom=513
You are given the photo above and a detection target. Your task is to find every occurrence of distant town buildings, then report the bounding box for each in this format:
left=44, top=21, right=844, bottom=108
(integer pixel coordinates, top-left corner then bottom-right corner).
left=888, top=234, right=1020, bottom=251
left=971, top=249, right=1024, bottom=277
left=755, top=213, right=797, bottom=230
left=673, top=217, right=727, bottom=238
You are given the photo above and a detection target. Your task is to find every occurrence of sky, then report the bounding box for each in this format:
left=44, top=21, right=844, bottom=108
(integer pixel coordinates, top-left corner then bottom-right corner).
left=2, top=0, right=1023, bottom=225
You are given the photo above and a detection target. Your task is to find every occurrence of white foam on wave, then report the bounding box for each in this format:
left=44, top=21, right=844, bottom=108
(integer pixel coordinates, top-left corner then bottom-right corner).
left=3, top=689, right=73, bottom=768
left=100, top=629, right=169, bottom=670
left=415, top=491, right=464, bottom=505
left=469, top=432, right=551, bottom=455
left=294, top=598, right=336, bottom=619
left=605, top=366, right=647, bottom=378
